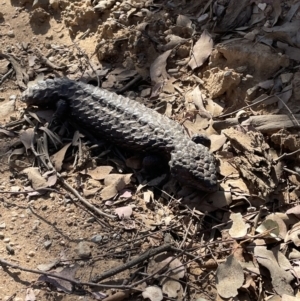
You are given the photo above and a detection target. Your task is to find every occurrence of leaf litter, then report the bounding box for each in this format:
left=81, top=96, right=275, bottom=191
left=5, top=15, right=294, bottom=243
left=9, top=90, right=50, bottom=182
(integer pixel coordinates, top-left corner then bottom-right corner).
left=3, top=0, right=300, bottom=300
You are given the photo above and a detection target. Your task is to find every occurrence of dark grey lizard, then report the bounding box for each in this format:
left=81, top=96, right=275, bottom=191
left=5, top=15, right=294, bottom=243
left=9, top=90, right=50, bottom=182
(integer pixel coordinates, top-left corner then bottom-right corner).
left=21, top=78, right=218, bottom=192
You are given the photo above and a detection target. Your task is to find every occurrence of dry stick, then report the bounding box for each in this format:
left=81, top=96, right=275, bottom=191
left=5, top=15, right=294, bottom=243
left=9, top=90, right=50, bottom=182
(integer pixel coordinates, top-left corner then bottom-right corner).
left=219, top=88, right=293, bottom=118
left=0, top=257, right=135, bottom=290
left=275, top=149, right=300, bottom=163
left=58, top=174, right=115, bottom=220
left=35, top=48, right=65, bottom=70
left=116, top=74, right=143, bottom=94
left=179, top=208, right=195, bottom=249
left=0, top=68, right=13, bottom=85
left=92, top=244, right=172, bottom=283
left=275, top=94, right=300, bottom=127
left=283, top=167, right=300, bottom=176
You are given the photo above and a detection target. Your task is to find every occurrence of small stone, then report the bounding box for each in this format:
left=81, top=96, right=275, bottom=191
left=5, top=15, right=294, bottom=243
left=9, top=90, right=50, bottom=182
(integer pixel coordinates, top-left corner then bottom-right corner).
left=7, top=30, right=15, bottom=37
left=91, top=235, right=102, bottom=243
left=140, top=88, right=151, bottom=98
left=28, top=251, right=35, bottom=257
left=9, top=95, right=16, bottom=101
left=86, top=217, right=95, bottom=223
left=0, top=232, right=4, bottom=239
left=223, top=71, right=232, bottom=77
left=236, top=66, right=247, bottom=73
left=258, top=3, right=267, bottom=10
left=6, top=244, right=14, bottom=255
left=197, top=13, right=209, bottom=24
left=0, top=223, right=6, bottom=229
left=76, top=242, right=91, bottom=259
left=281, top=73, right=293, bottom=84
left=44, top=240, right=52, bottom=249
left=3, top=237, right=10, bottom=243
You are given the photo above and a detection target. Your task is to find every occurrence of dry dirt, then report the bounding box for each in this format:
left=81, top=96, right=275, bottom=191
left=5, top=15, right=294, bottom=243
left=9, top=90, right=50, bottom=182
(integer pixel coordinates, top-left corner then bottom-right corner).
left=1, top=1, right=300, bottom=301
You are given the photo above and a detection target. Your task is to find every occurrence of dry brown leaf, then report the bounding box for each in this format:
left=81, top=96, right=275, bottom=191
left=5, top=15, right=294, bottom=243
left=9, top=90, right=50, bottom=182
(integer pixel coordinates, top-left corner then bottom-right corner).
left=25, top=288, right=36, bottom=301
left=101, top=185, right=118, bottom=201
left=142, top=286, right=163, bottom=301
left=254, top=246, right=294, bottom=296
left=104, top=174, right=132, bottom=190
left=188, top=30, right=213, bottom=70
left=185, top=85, right=208, bottom=113
left=38, top=265, right=77, bottom=294
left=205, top=98, right=224, bottom=117
left=150, top=50, right=172, bottom=85
left=285, top=222, right=300, bottom=246
left=83, top=187, right=100, bottom=197
left=210, top=134, right=227, bottom=152
left=85, top=166, right=113, bottom=180
left=256, top=219, right=280, bottom=239
left=161, top=279, right=183, bottom=300
left=271, top=0, right=282, bottom=26
left=22, top=167, right=48, bottom=190
left=19, top=128, right=35, bottom=151
left=229, top=213, right=249, bottom=239
left=176, top=15, right=192, bottom=28
left=51, top=142, right=72, bottom=172
left=216, top=254, right=244, bottom=298
left=115, top=206, right=133, bottom=219
left=265, top=214, right=287, bottom=239
left=286, top=205, right=300, bottom=217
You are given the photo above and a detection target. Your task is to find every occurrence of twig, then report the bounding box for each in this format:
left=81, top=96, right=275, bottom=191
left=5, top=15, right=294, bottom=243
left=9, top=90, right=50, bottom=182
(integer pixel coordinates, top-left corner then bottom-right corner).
left=274, top=149, right=300, bottom=163
left=58, top=174, right=116, bottom=220
left=275, top=94, right=300, bottom=127
left=116, top=74, right=143, bottom=94
left=179, top=208, right=195, bottom=249
left=283, top=167, right=300, bottom=176
left=92, top=244, right=172, bottom=283
left=0, top=188, right=61, bottom=195
left=0, top=68, right=13, bottom=85
left=0, top=257, right=137, bottom=290
left=219, top=88, right=293, bottom=118
left=35, top=48, right=65, bottom=70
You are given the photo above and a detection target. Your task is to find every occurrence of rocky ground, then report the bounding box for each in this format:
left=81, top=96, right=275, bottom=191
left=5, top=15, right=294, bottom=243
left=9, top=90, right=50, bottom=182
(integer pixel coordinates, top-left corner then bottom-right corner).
left=1, top=0, right=300, bottom=300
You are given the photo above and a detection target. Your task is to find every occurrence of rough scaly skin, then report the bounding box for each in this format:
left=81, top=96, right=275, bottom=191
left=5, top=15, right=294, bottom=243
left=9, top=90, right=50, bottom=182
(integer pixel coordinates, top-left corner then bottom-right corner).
left=21, top=78, right=218, bottom=191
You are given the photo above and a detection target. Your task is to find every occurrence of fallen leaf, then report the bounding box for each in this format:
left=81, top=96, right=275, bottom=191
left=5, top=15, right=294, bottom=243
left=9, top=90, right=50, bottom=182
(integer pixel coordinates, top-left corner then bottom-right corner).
left=85, top=166, right=114, bottom=180
left=216, top=254, right=244, bottom=298
left=22, top=167, right=48, bottom=190
left=285, top=222, right=300, bottom=246
left=115, top=206, right=133, bottom=219
left=50, top=143, right=72, bottom=172
left=256, top=219, right=280, bottom=239
left=229, top=212, right=249, bottom=239
left=254, top=246, right=294, bottom=296
left=271, top=0, right=281, bottom=26
left=38, top=265, right=78, bottom=293
left=25, top=288, right=36, bottom=301
left=19, top=128, right=35, bottom=152
left=37, top=260, right=59, bottom=272
left=162, top=279, right=183, bottom=299
left=142, top=286, right=163, bottom=301
left=150, top=50, right=172, bottom=85
left=188, top=30, right=213, bottom=70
